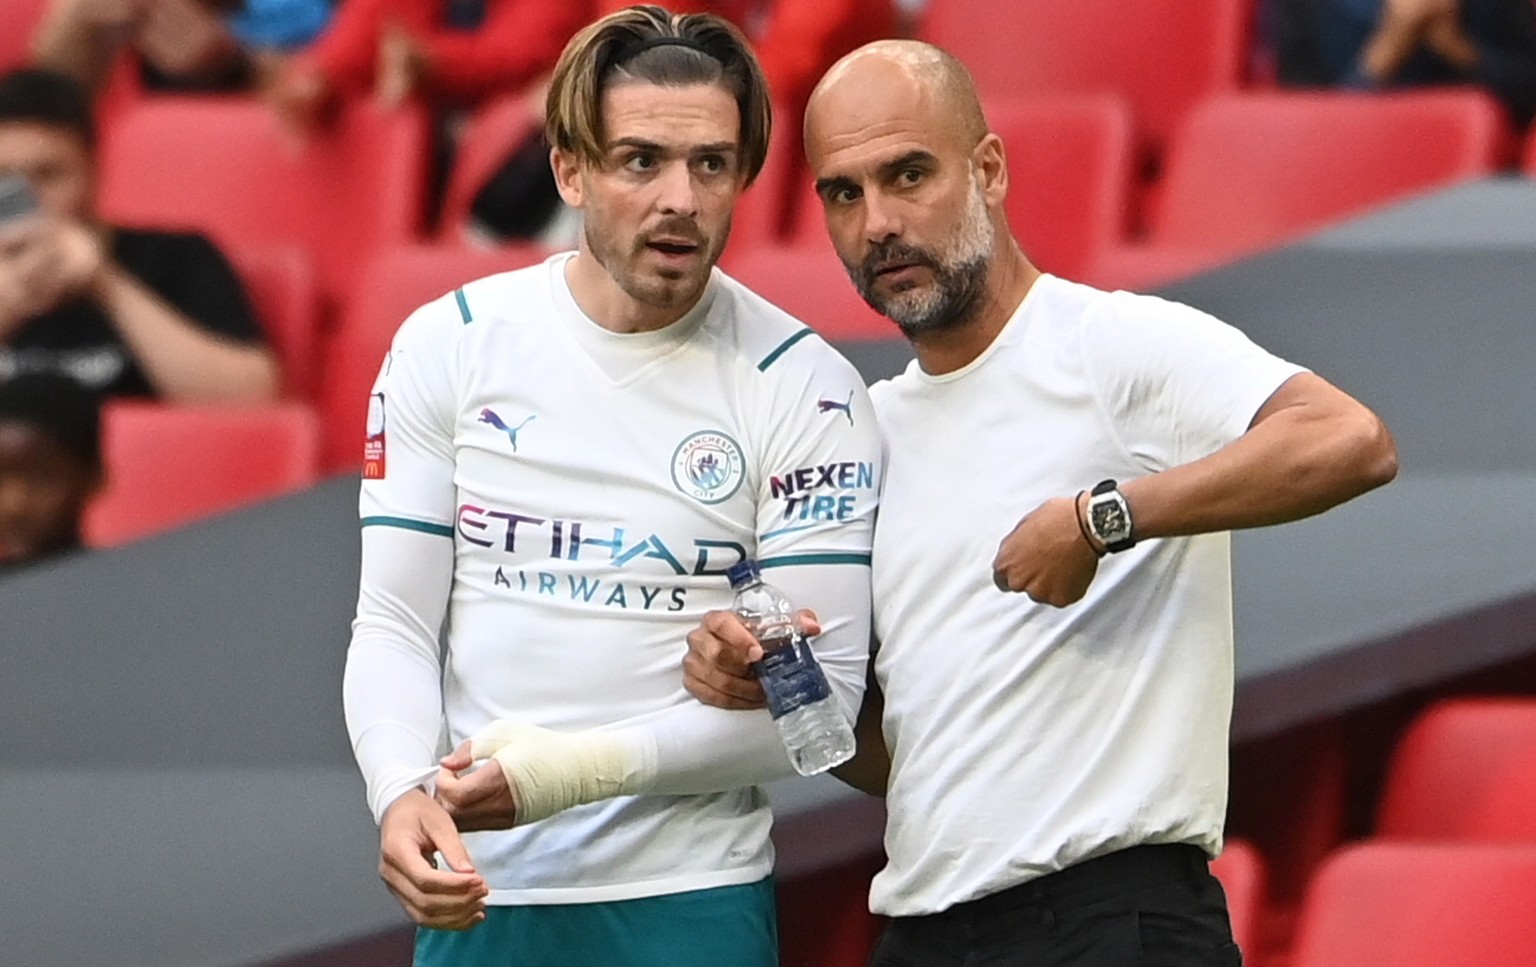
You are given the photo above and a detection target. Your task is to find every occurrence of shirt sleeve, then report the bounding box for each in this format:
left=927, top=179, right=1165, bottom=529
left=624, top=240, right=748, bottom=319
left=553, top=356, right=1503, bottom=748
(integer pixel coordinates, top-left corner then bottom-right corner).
left=749, top=332, right=880, bottom=723
left=421, top=0, right=592, bottom=104
left=1082, top=292, right=1310, bottom=473
left=150, top=232, right=265, bottom=345
left=346, top=299, right=462, bottom=824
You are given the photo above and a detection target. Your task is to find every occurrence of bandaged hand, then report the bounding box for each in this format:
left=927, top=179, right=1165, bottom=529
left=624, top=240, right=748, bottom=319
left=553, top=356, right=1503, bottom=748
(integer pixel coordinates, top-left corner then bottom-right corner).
left=444, top=721, right=659, bottom=827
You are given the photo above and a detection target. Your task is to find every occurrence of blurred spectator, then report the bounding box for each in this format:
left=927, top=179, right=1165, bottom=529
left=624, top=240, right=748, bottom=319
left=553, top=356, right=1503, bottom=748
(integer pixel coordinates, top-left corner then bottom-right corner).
left=0, top=372, right=102, bottom=571
left=31, top=0, right=332, bottom=96
left=1271, top=0, right=1536, bottom=126
left=262, top=0, right=590, bottom=133
left=0, top=69, right=279, bottom=401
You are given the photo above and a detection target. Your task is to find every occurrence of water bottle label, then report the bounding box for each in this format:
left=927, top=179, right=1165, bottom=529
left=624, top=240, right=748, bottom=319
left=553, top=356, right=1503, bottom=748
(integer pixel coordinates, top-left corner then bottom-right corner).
left=754, top=633, right=832, bottom=719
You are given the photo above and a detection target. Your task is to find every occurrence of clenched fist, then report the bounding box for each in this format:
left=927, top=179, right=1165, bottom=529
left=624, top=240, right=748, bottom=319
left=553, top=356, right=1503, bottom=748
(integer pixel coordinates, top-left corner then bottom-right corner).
left=990, top=492, right=1103, bottom=607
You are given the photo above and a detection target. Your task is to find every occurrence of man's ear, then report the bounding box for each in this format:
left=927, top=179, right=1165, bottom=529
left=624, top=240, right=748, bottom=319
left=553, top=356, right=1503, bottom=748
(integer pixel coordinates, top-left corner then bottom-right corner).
left=973, top=133, right=1008, bottom=209
left=551, top=148, right=585, bottom=209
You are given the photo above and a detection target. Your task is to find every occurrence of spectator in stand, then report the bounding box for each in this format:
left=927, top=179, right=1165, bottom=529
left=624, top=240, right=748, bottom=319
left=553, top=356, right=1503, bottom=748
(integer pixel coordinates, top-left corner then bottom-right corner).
left=1271, top=0, right=1536, bottom=127
left=31, top=0, right=332, bottom=96
left=0, top=372, right=102, bottom=572
left=0, top=69, right=279, bottom=401
left=262, top=0, right=591, bottom=132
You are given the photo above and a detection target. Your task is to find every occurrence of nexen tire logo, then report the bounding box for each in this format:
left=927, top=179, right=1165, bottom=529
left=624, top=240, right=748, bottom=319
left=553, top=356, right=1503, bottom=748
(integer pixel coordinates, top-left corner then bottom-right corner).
left=671, top=430, right=746, bottom=504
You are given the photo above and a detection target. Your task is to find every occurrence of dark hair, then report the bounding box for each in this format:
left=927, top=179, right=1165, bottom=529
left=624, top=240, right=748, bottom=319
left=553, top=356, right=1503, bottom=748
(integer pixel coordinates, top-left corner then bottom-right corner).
left=546, top=5, right=773, bottom=186
left=0, top=373, right=103, bottom=471
left=0, top=68, right=96, bottom=148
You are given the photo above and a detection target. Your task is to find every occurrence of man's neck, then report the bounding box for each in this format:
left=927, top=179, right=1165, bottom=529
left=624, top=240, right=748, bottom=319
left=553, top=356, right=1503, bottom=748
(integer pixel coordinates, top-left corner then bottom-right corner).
left=564, top=248, right=699, bottom=335
left=910, top=243, right=1040, bottom=376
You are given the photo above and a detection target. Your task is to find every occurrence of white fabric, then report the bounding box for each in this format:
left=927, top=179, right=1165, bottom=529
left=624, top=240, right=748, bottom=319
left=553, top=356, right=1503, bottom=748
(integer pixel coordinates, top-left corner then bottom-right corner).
left=344, top=253, right=879, bottom=905
left=867, top=275, right=1307, bottom=917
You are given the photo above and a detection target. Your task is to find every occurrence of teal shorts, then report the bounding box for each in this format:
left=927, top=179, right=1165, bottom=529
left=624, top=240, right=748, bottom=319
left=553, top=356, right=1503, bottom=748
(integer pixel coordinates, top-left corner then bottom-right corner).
left=413, top=877, right=778, bottom=967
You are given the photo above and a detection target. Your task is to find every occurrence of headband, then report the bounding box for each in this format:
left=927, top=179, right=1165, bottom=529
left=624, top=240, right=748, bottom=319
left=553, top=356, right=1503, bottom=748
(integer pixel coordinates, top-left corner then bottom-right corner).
left=617, top=35, right=718, bottom=64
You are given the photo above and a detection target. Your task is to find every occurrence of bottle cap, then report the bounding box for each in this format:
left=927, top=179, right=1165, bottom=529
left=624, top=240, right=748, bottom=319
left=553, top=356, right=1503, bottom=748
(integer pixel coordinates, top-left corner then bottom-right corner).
left=726, top=560, right=761, bottom=589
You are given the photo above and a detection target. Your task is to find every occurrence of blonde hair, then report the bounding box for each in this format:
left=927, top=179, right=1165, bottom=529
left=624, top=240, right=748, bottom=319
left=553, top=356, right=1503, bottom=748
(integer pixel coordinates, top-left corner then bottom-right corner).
left=545, top=5, right=773, bottom=185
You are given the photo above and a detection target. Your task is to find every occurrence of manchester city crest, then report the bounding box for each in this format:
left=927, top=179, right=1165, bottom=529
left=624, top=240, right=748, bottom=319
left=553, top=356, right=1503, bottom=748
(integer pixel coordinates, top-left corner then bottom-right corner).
left=671, top=430, right=745, bottom=504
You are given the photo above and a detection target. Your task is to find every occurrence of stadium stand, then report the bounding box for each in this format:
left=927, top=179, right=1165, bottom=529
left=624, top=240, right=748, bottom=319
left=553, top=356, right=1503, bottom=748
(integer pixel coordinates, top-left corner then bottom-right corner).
left=791, top=94, right=1136, bottom=282
left=318, top=243, right=551, bottom=470
left=1376, top=697, right=1536, bottom=841
left=85, top=401, right=320, bottom=546
left=1092, top=89, right=1505, bottom=288
left=919, top=0, right=1248, bottom=153
left=96, top=97, right=430, bottom=302
left=1150, top=90, right=1503, bottom=257
left=1288, top=843, right=1536, bottom=967
left=1211, top=838, right=1268, bottom=964
left=0, top=0, right=49, bottom=71
left=229, top=245, right=322, bottom=400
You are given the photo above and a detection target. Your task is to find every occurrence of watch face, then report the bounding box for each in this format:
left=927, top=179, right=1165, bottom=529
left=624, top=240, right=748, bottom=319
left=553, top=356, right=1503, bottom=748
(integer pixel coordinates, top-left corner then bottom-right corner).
left=1091, top=498, right=1130, bottom=542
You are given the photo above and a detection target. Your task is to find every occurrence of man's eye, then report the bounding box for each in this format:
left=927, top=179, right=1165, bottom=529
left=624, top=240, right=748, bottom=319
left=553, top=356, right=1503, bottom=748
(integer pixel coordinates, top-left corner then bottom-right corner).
left=624, top=154, right=657, bottom=172
left=830, top=187, right=859, bottom=205
left=699, top=155, right=727, bottom=174
left=898, top=168, right=923, bottom=185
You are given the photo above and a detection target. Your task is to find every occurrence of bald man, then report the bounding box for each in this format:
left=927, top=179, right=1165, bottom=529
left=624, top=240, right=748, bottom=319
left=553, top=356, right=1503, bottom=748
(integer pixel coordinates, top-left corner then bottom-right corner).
left=683, top=40, right=1398, bottom=966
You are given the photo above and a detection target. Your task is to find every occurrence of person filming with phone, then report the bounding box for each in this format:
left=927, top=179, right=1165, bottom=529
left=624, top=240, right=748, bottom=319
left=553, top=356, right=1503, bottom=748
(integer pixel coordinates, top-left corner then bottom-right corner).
left=0, top=68, right=278, bottom=402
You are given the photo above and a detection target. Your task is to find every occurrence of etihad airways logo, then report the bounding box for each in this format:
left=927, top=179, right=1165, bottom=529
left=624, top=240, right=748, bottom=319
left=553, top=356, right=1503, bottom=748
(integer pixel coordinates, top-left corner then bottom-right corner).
left=456, top=503, right=747, bottom=576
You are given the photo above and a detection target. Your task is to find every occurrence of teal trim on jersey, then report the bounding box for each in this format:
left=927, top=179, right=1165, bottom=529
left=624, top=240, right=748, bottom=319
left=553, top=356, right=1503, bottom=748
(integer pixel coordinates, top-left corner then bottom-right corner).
left=759, top=523, right=820, bottom=542
left=454, top=288, right=473, bottom=324
left=756, top=328, right=813, bottom=372
left=413, top=878, right=777, bottom=967
left=759, top=552, right=872, bottom=569
left=361, top=515, right=454, bottom=538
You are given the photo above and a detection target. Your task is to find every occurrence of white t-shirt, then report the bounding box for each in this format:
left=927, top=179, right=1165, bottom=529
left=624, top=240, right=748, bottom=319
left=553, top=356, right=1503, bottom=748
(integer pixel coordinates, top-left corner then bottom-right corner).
left=350, top=254, right=880, bottom=904
left=867, top=274, right=1306, bottom=917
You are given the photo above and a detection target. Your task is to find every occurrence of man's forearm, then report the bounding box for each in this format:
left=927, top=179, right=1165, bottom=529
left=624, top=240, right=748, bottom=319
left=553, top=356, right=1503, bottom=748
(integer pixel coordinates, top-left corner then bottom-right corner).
left=1121, top=374, right=1398, bottom=541
left=95, top=264, right=279, bottom=402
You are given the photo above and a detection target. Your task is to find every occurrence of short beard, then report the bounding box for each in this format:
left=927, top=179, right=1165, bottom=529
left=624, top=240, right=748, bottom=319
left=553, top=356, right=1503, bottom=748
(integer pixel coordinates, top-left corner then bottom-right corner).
left=584, top=213, right=728, bottom=311
left=846, top=180, right=995, bottom=338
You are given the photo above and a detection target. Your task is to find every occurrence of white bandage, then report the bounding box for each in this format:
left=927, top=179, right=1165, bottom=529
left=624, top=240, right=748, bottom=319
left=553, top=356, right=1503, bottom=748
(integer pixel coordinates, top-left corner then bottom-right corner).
left=469, top=720, right=660, bottom=825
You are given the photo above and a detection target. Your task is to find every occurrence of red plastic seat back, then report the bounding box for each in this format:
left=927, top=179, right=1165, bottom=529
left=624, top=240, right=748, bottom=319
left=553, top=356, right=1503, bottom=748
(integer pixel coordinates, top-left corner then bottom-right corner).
left=319, top=244, right=551, bottom=471
left=0, top=0, right=50, bottom=70
left=227, top=245, right=321, bottom=400
left=85, top=402, right=319, bottom=546
left=921, top=0, right=1247, bottom=151
left=1211, top=838, right=1267, bottom=961
left=98, top=97, right=429, bottom=300
left=1378, top=698, right=1536, bottom=842
left=438, top=93, right=542, bottom=243
left=1291, top=843, right=1536, bottom=967
left=1154, top=91, right=1502, bottom=257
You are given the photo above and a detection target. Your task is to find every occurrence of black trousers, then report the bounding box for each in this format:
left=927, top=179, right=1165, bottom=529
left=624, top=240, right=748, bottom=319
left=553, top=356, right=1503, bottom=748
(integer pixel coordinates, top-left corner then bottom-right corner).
left=868, top=845, right=1243, bottom=967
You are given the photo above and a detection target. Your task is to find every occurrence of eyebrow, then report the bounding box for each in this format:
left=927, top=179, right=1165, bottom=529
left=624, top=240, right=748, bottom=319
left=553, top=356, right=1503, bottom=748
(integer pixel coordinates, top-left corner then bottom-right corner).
left=814, top=150, right=940, bottom=197
left=607, top=138, right=739, bottom=156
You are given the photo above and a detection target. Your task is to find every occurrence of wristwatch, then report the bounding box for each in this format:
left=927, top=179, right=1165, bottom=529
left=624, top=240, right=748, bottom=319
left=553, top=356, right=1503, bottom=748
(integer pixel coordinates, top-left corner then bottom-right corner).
left=1086, top=479, right=1136, bottom=553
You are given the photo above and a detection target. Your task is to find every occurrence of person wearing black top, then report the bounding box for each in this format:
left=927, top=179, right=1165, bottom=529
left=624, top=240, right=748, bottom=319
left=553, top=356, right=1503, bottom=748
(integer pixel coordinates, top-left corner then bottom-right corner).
left=1270, top=0, right=1536, bottom=128
left=0, top=68, right=279, bottom=402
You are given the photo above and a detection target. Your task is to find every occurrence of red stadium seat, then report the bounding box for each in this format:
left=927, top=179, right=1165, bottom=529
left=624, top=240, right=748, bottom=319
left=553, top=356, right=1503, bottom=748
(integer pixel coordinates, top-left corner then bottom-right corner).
left=1150, top=91, right=1503, bottom=259
left=85, top=402, right=320, bottom=546
left=98, top=97, right=429, bottom=300
left=227, top=246, right=321, bottom=400
left=920, top=0, right=1247, bottom=152
left=725, top=103, right=801, bottom=255
left=438, top=93, right=542, bottom=244
left=1212, top=838, right=1267, bottom=964
left=318, top=243, right=551, bottom=471
left=1377, top=698, right=1536, bottom=842
left=721, top=239, right=893, bottom=344
left=0, top=0, right=50, bottom=71
left=1289, top=843, right=1536, bottom=967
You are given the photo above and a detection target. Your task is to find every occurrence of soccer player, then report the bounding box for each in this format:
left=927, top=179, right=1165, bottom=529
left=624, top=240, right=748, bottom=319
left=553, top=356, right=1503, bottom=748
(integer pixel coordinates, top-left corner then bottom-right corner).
left=341, top=7, right=879, bottom=966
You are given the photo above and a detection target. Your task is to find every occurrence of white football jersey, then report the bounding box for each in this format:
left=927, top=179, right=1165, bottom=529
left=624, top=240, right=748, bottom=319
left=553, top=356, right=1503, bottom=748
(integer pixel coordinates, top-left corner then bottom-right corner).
left=358, top=254, right=881, bottom=903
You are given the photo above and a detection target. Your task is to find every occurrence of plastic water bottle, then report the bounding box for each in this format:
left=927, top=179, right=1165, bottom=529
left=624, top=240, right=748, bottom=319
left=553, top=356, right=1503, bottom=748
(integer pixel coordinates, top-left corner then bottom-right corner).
left=727, top=560, right=855, bottom=776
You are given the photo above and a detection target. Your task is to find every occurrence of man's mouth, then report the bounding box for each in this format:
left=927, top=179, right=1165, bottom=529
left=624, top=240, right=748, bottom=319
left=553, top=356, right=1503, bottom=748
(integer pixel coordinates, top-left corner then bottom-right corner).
left=646, top=238, right=701, bottom=257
